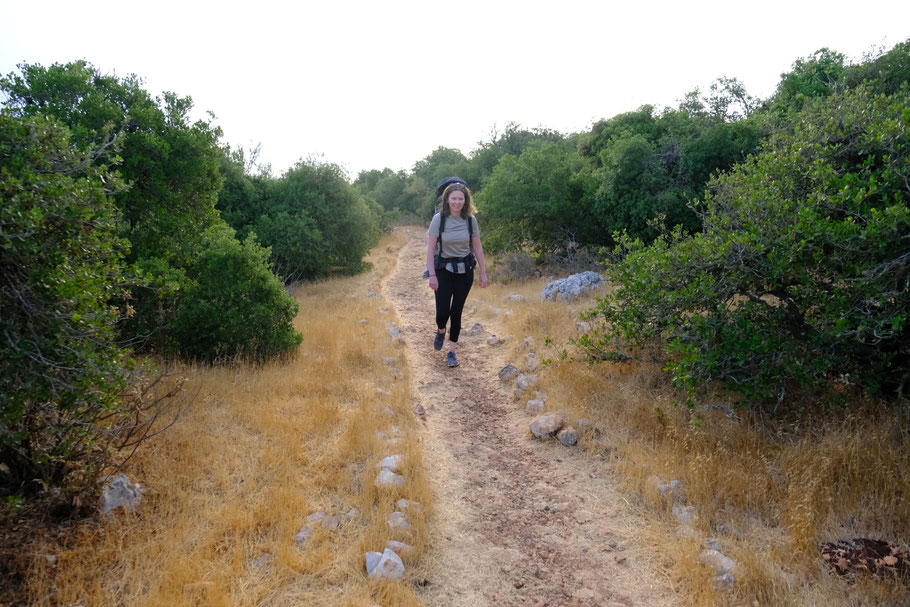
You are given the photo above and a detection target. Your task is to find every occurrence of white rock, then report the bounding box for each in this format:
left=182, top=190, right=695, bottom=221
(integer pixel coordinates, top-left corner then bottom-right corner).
left=396, top=498, right=421, bottom=514
left=508, top=294, right=524, bottom=301
left=295, top=526, right=314, bottom=546
left=498, top=364, right=520, bottom=381
left=468, top=323, right=484, bottom=336
left=387, top=511, right=411, bottom=532
left=344, top=507, right=359, bottom=522
left=365, top=551, right=383, bottom=575
left=368, top=548, right=406, bottom=579
left=514, top=374, right=538, bottom=399
left=378, top=455, right=403, bottom=473
left=676, top=524, right=698, bottom=540
left=307, top=511, right=340, bottom=530
left=100, top=474, right=143, bottom=515
left=375, top=469, right=405, bottom=488
left=529, top=412, right=566, bottom=438
left=652, top=477, right=683, bottom=504
left=699, top=549, right=738, bottom=573
left=525, top=353, right=540, bottom=372
left=673, top=504, right=697, bottom=525
left=525, top=399, right=545, bottom=414
left=540, top=271, right=605, bottom=301
left=576, top=321, right=592, bottom=332
left=521, top=336, right=535, bottom=349
left=488, top=336, right=501, bottom=346
left=518, top=374, right=538, bottom=389
left=700, top=549, right=739, bottom=589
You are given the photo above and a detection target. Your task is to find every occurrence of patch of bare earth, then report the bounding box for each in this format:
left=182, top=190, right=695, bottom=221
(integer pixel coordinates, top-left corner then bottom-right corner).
left=382, top=229, right=680, bottom=607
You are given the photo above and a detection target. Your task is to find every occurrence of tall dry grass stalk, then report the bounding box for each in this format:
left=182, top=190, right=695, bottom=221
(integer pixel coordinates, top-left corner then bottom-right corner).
left=26, top=230, right=431, bottom=607
left=478, top=271, right=910, bottom=606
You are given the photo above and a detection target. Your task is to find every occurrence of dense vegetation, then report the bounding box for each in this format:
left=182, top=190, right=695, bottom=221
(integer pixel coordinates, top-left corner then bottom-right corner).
left=2, top=39, right=907, bottom=504
left=581, top=85, right=910, bottom=408
left=217, top=153, right=382, bottom=282
left=577, top=44, right=910, bottom=410
left=0, top=61, right=374, bottom=497
left=0, top=112, right=131, bottom=492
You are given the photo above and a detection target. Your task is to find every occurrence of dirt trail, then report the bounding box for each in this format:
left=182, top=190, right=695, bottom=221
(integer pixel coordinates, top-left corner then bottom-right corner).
left=382, top=229, right=680, bottom=607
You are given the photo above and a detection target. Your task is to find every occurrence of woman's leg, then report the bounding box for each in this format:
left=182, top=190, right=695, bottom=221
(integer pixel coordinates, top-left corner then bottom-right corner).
left=446, top=269, right=474, bottom=346
left=434, top=268, right=456, bottom=332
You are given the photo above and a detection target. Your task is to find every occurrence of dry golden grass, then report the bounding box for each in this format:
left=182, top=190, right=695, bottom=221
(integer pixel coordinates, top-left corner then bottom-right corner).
left=26, top=229, right=432, bottom=607
left=478, top=269, right=910, bottom=607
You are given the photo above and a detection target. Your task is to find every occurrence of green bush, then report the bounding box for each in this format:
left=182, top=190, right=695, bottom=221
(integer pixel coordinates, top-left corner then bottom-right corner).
left=0, top=111, right=131, bottom=490
left=581, top=85, right=910, bottom=408
left=172, top=223, right=302, bottom=361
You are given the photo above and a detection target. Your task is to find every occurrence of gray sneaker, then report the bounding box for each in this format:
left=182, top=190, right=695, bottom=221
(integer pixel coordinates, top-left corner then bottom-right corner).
left=446, top=351, right=459, bottom=367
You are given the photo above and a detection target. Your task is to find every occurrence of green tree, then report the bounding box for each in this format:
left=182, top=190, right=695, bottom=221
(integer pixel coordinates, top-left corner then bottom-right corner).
left=171, top=223, right=302, bottom=361
left=1, top=61, right=223, bottom=267
left=0, top=111, right=130, bottom=489
left=579, top=95, right=760, bottom=242
left=2, top=61, right=225, bottom=353
left=770, top=48, right=846, bottom=114
left=581, top=85, right=910, bottom=408
left=842, top=38, right=910, bottom=96
left=235, top=160, right=382, bottom=282
left=478, top=140, right=596, bottom=257
left=463, top=122, right=567, bottom=191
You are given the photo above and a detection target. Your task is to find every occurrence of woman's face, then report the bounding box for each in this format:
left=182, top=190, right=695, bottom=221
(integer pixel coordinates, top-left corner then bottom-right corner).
left=447, top=190, right=465, bottom=215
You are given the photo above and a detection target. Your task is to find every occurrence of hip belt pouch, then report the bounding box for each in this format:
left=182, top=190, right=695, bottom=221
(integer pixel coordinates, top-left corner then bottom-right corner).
left=435, top=253, right=476, bottom=271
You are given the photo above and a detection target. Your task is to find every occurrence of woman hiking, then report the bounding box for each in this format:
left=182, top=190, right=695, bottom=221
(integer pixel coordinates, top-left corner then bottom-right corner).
left=427, top=177, right=487, bottom=367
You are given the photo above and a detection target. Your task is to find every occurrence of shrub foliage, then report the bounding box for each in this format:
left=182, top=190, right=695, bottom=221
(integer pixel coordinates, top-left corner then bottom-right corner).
left=172, top=224, right=303, bottom=361
left=581, top=86, right=910, bottom=407
left=0, top=111, right=131, bottom=489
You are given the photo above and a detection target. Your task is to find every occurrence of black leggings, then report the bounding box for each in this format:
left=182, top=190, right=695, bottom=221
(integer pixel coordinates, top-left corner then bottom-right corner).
left=435, top=268, right=474, bottom=342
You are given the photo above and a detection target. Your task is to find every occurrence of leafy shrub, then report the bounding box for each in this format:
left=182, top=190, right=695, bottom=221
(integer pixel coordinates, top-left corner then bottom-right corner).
left=0, top=111, right=132, bottom=491
left=581, top=86, right=910, bottom=408
left=172, top=223, right=302, bottom=361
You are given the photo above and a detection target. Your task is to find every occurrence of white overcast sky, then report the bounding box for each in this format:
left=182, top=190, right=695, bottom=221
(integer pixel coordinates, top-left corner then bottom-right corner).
left=2, top=0, right=909, bottom=179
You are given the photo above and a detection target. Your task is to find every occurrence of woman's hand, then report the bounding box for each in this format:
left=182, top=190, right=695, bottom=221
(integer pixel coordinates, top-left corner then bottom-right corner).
left=429, top=275, right=439, bottom=291
left=479, top=271, right=488, bottom=288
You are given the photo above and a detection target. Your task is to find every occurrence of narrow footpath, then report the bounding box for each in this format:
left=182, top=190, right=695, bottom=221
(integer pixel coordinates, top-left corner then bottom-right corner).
left=381, top=229, right=680, bottom=607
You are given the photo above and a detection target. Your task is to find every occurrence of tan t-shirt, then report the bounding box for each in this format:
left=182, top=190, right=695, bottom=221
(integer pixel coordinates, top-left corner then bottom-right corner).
left=428, top=213, right=480, bottom=273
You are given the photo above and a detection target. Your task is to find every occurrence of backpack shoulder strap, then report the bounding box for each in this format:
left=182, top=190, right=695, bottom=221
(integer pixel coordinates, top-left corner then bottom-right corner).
left=437, top=213, right=446, bottom=253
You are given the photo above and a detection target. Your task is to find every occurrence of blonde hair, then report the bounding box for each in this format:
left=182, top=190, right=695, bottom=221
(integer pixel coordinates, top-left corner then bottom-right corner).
left=440, top=183, right=477, bottom=219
